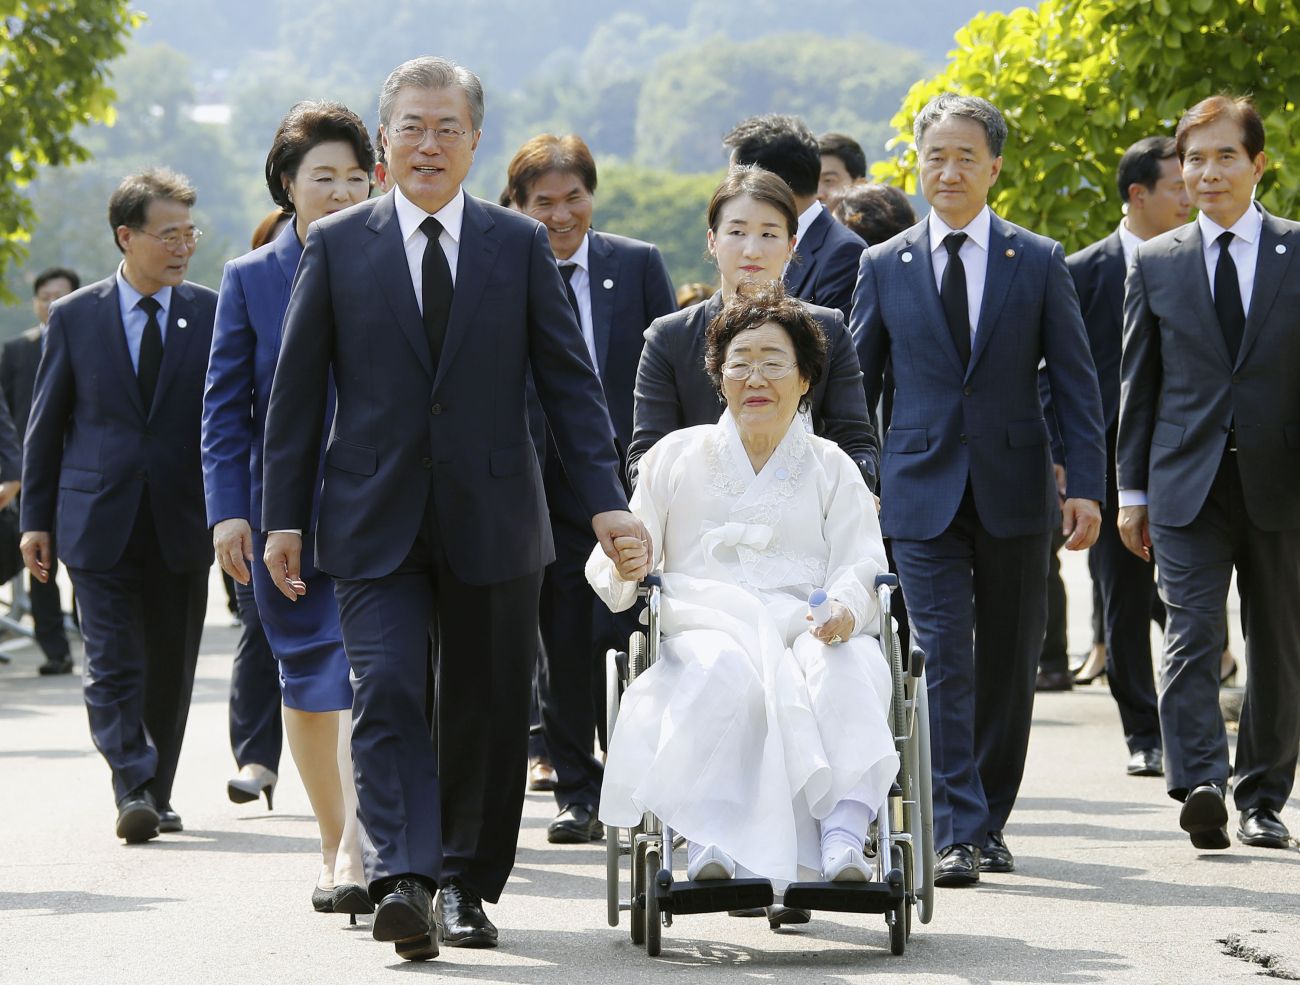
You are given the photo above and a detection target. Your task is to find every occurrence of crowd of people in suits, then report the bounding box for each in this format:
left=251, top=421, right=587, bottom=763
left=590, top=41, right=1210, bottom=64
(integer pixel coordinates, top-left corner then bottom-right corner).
left=3, top=50, right=1296, bottom=964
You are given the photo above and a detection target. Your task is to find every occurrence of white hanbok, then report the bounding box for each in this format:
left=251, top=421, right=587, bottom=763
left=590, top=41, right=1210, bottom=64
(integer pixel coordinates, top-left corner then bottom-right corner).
left=586, top=413, right=899, bottom=885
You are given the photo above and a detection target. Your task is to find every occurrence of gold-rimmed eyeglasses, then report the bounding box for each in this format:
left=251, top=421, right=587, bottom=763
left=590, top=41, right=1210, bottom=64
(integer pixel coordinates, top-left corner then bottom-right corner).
left=389, top=124, right=470, bottom=147
left=136, top=227, right=203, bottom=251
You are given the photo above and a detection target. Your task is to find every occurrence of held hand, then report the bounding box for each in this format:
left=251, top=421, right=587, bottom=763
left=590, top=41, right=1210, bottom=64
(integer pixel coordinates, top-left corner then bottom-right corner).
left=0, top=480, right=20, bottom=510
left=1053, top=465, right=1068, bottom=503
left=593, top=509, right=652, bottom=567
left=807, top=601, right=855, bottom=645
left=213, top=518, right=255, bottom=586
left=610, top=535, right=651, bottom=582
left=1062, top=498, right=1101, bottom=550
left=20, top=531, right=52, bottom=583
left=1117, top=505, right=1152, bottom=562
left=263, top=531, right=307, bottom=602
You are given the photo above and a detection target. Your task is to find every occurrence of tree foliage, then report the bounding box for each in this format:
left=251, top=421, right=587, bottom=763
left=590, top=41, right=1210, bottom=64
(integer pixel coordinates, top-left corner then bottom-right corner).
left=0, top=0, right=140, bottom=293
left=873, top=0, right=1300, bottom=252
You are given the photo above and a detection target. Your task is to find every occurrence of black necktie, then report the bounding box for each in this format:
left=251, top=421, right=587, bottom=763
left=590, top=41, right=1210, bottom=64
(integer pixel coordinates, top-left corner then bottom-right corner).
left=1214, top=230, right=1245, bottom=362
left=940, top=232, right=971, bottom=367
left=137, top=295, right=163, bottom=411
left=559, top=262, right=581, bottom=320
left=419, top=216, right=453, bottom=368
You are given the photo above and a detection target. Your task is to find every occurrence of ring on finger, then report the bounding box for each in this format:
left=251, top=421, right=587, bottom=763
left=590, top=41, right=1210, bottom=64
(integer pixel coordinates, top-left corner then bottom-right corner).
left=829, top=634, right=844, bottom=645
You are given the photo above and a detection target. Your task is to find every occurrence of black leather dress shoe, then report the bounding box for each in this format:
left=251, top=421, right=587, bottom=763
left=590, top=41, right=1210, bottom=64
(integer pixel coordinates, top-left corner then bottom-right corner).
left=372, top=877, right=437, bottom=961
left=157, top=807, right=183, bottom=833
left=1180, top=783, right=1230, bottom=850
left=38, top=656, right=73, bottom=676
left=1127, top=748, right=1163, bottom=777
left=547, top=803, right=604, bottom=844
left=1035, top=669, right=1073, bottom=692
left=115, top=788, right=160, bottom=844
left=435, top=879, right=498, bottom=948
left=934, top=843, right=980, bottom=886
left=979, top=831, right=1014, bottom=873
left=1238, top=807, right=1292, bottom=849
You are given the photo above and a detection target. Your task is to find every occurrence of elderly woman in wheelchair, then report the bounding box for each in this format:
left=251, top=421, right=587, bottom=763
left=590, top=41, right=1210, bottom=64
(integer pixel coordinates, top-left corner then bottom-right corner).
left=586, top=282, right=899, bottom=889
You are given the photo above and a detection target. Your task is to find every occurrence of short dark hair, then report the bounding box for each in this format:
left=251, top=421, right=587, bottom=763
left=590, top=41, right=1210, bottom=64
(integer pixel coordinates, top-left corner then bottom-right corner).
left=506, top=133, right=598, bottom=208
left=818, top=132, right=868, bottom=180
left=107, top=168, right=197, bottom=253
left=1116, top=136, right=1179, bottom=203
left=264, top=101, right=374, bottom=213
left=830, top=183, right=917, bottom=245
left=707, top=165, right=799, bottom=238
left=913, top=93, right=1008, bottom=158
left=704, top=281, right=826, bottom=413
left=723, top=114, right=821, bottom=199
left=1175, top=94, right=1265, bottom=162
left=33, top=266, right=80, bottom=295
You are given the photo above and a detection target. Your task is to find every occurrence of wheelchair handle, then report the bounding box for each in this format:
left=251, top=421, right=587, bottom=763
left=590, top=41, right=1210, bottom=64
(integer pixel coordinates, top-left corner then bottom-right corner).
left=874, top=572, right=898, bottom=590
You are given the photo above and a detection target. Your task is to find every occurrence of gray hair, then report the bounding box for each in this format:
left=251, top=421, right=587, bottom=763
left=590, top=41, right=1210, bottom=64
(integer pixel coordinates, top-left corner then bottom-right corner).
left=378, top=56, right=485, bottom=131
left=913, top=93, right=1008, bottom=158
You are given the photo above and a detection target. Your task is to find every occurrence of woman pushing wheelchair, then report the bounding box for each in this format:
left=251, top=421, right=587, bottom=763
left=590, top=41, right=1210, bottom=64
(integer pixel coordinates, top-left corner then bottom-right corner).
left=586, top=282, right=899, bottom=887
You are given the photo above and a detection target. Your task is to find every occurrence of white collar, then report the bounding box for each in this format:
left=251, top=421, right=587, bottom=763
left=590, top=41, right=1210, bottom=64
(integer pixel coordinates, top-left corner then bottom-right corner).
left=1117, top=219, right=1144, bottom=265
left=115, top=262, right=173, bottom=311
left=928, top=205, right=991, bottom=253
left=559, top=233, right=590, bottom=273
left=1197, top=201, right=1262, bottom=248
left=796, top=200, right=823, bottom=246
left=394, top=185, right=465, bottom=245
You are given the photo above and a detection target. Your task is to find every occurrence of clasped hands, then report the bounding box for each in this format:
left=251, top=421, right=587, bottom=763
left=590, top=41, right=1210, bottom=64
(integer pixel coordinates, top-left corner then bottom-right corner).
left=597, top=510, right=653, bottom=583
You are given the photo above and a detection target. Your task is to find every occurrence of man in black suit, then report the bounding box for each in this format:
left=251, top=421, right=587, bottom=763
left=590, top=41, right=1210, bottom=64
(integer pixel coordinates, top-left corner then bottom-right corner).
left=261, top=57, right=647, bottom=962
left=1118, top=95, right=1300, bottom=852
left=724, top=114, right=866, bottom=319
left=817, top=132, right=868, bottom=204
left=1, top=267, right=78, bottom=676
left=1052, top=137, right=1190, bottom=770
left=20, top=170, right=215, bottom=843
left=507, top=133, right=676, bottom=846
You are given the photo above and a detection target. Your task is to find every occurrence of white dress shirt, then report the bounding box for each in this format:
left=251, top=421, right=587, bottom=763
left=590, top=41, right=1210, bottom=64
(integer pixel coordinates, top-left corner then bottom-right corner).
left=393, top=184, right=465, bottom=303
left=928, top=205, right=992, bottom=339
left=558, top=234, right=598, bottom=372
left=1118, top=219, right=1143, bottom=268
left=1118, top=204, right=1262, bottom=509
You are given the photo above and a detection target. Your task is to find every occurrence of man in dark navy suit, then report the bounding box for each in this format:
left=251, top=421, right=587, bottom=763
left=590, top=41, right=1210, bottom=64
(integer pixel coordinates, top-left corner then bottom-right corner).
left=506, top=133, right=676, bottom=846
left=852, top=94, right=1105, bottom=886
left=20, top=170, right=216, bottom=844
left=724, top=114, right=866, bottom=320
left=261, top=57, right=647, bottom=962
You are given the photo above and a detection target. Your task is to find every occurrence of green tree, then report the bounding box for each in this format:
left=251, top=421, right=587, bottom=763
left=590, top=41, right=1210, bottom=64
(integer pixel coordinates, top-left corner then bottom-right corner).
left=873, top=0, right=1300, bottom=252
left=0, top=0, right=140, bottom=294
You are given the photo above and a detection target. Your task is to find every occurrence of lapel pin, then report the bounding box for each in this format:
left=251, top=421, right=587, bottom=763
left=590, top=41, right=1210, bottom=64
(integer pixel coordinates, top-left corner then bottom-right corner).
left=1277, top=244, right=1287, bottom=254
left=603, top=278, right=614, bottom=289
left=1005, top=248, right=1016, bottom=258
left=177, top=318, right=188, bottom=328
left=901, top=251, right=913, bottom=263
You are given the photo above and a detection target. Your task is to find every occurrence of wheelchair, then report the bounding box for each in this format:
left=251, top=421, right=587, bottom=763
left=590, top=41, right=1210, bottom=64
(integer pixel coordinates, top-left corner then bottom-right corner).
left=604, top=572, right=935, bottom=957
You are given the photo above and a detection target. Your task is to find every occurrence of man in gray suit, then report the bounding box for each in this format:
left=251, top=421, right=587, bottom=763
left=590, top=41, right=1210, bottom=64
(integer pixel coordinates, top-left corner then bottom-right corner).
left=1118, top=95, right=1300, bottom=852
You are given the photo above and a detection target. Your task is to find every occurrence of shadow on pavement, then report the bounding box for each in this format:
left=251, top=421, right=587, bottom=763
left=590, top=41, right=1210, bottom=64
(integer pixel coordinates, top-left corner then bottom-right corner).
left=0, top=890, right=178, bottom=916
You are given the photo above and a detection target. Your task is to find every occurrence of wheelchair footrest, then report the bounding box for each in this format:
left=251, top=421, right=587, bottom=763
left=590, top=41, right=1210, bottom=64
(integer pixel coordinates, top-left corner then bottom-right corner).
left=782, top=880, right=904, bottom=914
left=659, top=878, right=774, bottom=914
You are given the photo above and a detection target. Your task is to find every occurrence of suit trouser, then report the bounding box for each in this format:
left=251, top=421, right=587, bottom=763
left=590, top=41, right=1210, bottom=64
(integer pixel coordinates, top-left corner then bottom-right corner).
left=334, top=501, right=541, bottom=905
left=1151, top=451, right=1300, bottom=809
left=70, top=493, right=208, bottom=806
left=1040, top=529, right=1068, bottom=673
left=1092, top=427, right=1160, bottom=753
left=891, top=487, right=1052, bottom=849
left=228, top=579, right=282, bottom=772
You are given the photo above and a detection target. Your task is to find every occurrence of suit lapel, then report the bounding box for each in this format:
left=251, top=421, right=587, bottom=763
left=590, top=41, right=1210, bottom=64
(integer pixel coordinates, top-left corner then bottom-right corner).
left=1238, top=209, right=1294, bottom=367
left=362, top=192, right=433, bottom=378
left=149, top=283, right=200, bottom=418
left=272, top=222, right=304, bottom=345
left=1170, top=222, right=1232, bottom=367
left=100, top=279, right=146, bottom=419
left=784, top=210, right=828, bottom=296
left=435, top=194, right=499, bottom=392
left=900, top=221, right=965, bottom=377
left=968, top=215, right=1020, bottom=377
left=587, top=231, right=618, bottom=377
left=1100, top=231, right=1126, bottom=328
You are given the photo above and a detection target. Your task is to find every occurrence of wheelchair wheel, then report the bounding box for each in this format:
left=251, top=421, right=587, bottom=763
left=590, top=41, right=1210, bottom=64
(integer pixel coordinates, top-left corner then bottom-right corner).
left=888, top=624, right=907, bottom=743
left=629, top=630, right=649, bottom=680
left=630, top=838, right=647, bottom=945
left=605, top=651, right=625, bottom=927
left=644, top=847, right=662, bottom=957
left=892, top=843, right=912, bottom=943
left=888, top=902, right=906, bottom=956
left=915, top=674, right=936, bottom=925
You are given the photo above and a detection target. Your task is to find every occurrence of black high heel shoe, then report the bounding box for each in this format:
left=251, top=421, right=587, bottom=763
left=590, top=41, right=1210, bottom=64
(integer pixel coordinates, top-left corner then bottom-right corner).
left=1073, top=665, right=1107, bottom=685
left=312, top=884, right=335, bottom=913
left=332, top=883, right=375, bottom=926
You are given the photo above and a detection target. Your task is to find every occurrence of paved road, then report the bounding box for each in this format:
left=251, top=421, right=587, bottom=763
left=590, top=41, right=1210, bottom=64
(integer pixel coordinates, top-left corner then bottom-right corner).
left=2, top=558, right=1296, bottom=985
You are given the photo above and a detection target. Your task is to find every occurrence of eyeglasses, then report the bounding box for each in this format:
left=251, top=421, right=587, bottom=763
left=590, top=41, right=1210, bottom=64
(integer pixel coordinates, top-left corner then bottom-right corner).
left=721, top=359, right=796, bottom=381
left=389, top=124, right=470, bottom=147
left=136, top=227, right=202, bottom=250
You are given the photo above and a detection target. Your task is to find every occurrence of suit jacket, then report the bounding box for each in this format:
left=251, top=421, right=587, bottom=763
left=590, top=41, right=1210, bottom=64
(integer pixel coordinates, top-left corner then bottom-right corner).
left=627, top=291, right=878, bottom=488
left=1117, top=208, right=1300, bottom=531
left=540, top=229, right=675, bottom=531
left=202, top=223, right=326, bottom=540
left=0, top=328, right=42, bottom=439
left=1067, top=231, right=1126, bottom=430
left=853, top=212, right=1106, bottom=541
left=783, top=207, right=866, bottom=320
left=261, top=191, right=628, bottom=585
left=20, top=276, right=217, bottom=571
left=0, top=370, right=21, bottom=481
